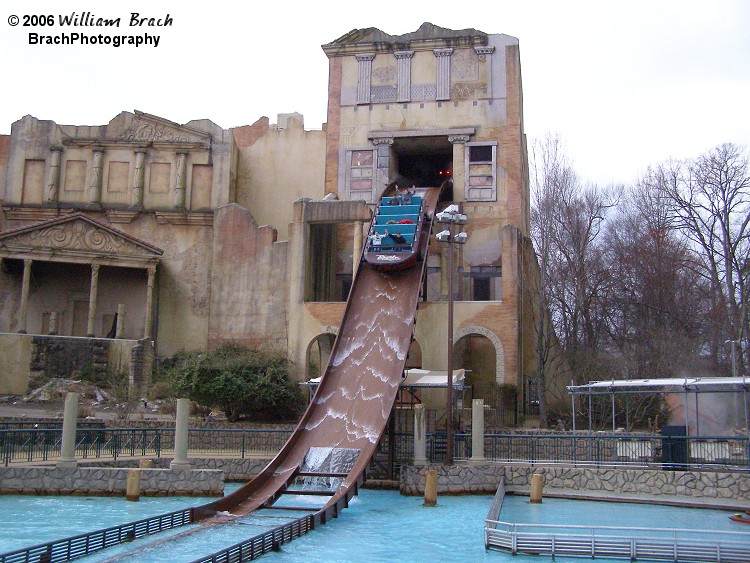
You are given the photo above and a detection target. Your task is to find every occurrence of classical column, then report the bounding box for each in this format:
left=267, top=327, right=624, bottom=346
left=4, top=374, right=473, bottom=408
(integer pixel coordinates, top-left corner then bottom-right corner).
left=174, top=151, right=187, bottom=209
left=115, top=303, right=125, bottom=338
left=353, top=220, right=363, bottom=276
left=89, top=147, right=105, bottom=205
left=144, top=267, right=156, bottom=339
left=395, top=50, right=414, bottom=103
left=413, top=403, right=428, bottom=464
left=474, top=46, right=495, bottom=98
left=48, top=312, right=58, bottom=335
left=356, top=53, right=375, bottom=105
left=57, top=392, right=79, bottom=468
left=170, top=398, right=192, bottom=470
left=86, top=264, right=100, bottom=337
left=372, top=138, right=393, bottom=194
left=449, top=135, right=469, bottom=203
left=434, top=48, right=453, bottom=100
left=131, top=149, right=146, bottom=207
left=45, top=147, right=62, bottom=204
left=17, top=259, right=33, bottom=334
left=471, top=399, right=486, bottom=462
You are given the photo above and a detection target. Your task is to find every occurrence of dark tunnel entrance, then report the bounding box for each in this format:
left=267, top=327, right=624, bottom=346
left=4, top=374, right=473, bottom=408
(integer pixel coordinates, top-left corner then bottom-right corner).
left=393, top=137, right=453, bottom=188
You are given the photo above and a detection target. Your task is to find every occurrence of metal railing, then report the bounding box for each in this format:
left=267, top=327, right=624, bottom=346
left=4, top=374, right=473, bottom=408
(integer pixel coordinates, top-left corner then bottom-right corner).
left=485, top=520, right=750, bottom=562
left=3, top=427, right=748, bottom=471
left=481, top=433, right=750, bottom=470
left=0, top=508, right=194, bottom=563
left=1, top=428, right=293, bottom=466
left=192, top=514, right=315, bottom=563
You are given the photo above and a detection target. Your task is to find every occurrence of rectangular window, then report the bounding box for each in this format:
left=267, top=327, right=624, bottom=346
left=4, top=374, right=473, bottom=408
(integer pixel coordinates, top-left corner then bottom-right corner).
left=469, top=145, right=493, bottom=163
left=346, top=149, right=376, bottom=202
left=464, top=142, right=497, bottom=201
left=463, top=266, right=501, bottom=301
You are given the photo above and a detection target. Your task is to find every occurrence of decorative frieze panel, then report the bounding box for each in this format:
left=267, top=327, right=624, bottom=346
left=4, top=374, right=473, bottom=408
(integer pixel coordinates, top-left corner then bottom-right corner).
left=22, top=221, right=141, bottom=255
left=0, top=214, right=163, bottom=268
left=371, top=86, right=397, bottom=103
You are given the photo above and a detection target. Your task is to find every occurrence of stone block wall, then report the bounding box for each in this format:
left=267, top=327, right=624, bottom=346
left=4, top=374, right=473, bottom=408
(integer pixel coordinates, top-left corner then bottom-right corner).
left=0, top=465, right=224, bottom=496
left=31, top=336, right=109, bottom=381
left=400, top=463, right=750, bottom=505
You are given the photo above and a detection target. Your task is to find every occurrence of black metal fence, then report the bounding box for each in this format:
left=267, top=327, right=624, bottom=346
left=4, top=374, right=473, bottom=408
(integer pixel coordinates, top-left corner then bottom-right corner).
left=0, top=428, right=293, bottom=466
left=2, top=427, right=748, bottom=471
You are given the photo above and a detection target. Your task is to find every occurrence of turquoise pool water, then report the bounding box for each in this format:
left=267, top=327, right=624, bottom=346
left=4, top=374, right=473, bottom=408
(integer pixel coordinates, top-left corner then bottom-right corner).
left=0, top=486, right=746, bottom=562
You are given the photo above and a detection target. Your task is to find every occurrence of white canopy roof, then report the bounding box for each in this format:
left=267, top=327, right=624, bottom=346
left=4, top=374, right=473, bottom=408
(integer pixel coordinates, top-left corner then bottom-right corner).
left=567, top=376, right=749, bottom=395
left=304, top=368, right=465, bottom=389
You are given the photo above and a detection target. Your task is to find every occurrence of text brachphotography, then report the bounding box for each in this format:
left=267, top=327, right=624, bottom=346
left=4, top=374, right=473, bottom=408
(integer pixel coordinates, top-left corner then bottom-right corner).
left=28, top=32, right=160, bottom=48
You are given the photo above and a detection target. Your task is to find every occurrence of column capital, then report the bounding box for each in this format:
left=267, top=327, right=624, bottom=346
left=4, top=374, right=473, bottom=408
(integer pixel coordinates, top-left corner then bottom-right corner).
left=23, top=258, right=33, bottom=267
left=474, top=46, right=495, bottom=56
left=91, top=263, right=100, bottom=273
left=355, top=53, right=376, bottom=62
left=433, top=48, right=454, bottom=57
left=448, top=135, right=471, bottom=144
left=394, top=50, right=415, bottom=59
left=372, top=137, right=394, bottom=146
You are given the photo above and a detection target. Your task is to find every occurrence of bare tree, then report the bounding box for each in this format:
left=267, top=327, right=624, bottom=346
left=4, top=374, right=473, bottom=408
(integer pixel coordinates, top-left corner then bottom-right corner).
left=530, top=135, right=618, bottom=426
left=654, top=144, right=750, bottom=372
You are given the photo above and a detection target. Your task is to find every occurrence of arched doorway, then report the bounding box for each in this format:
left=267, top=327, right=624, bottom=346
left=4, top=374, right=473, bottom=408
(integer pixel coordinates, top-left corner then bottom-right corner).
left=454, top=326, right=513, bottom=427
left=305, top=331, right=337, bottom=380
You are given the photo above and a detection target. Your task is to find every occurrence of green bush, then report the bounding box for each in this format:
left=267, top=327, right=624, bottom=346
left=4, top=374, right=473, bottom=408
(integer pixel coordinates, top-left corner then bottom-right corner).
left=168, top=344, right=305, bottom=422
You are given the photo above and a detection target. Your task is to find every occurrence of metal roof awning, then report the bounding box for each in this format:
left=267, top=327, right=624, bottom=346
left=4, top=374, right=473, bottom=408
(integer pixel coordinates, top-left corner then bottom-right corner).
left=302, top=368, right=466, bottom=389
left=567, top=377, right=750, bottom=395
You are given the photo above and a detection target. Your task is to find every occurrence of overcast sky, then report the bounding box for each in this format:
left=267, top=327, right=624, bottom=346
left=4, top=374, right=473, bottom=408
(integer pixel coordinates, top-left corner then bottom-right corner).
left=2, top=0, right=748, bottom=186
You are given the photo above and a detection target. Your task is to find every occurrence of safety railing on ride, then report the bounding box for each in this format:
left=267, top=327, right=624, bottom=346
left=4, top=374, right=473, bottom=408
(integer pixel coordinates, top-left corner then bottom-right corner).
left=0, top=508, right=194, bottom=563
left=192, top=515, right=315, bottom=563
left=0, top=428, right=293, bottom=466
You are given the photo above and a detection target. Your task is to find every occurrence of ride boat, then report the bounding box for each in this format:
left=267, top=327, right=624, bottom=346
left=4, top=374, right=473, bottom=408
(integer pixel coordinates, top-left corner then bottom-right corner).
left=729, top=512, right=750, bottom=524
left=363, top=190, right=429, bottom=272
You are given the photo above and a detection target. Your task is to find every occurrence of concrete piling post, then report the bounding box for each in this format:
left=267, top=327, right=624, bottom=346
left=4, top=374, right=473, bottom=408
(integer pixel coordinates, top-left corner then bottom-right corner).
left=424, top=468, right=438, bottom=506
left=125, top=469, right=141, bottom=501
left=170, top=398, right=191, bottom=470
left=57, top=392, right=79, bottom=469
left=530, top=473, right=544, bottom=503
left=471, top=398, right=485, bottom=462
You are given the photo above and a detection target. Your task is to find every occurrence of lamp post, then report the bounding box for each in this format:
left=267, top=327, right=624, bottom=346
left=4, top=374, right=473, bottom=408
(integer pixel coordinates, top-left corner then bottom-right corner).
left=435, top=204, right=467, bottom=466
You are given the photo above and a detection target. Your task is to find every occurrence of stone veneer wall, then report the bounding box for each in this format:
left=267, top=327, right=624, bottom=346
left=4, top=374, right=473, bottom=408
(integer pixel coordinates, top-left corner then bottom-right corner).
left=0, top=466, right=224, bottom=496
left=81, top=457, right=273, bottom=481
left=400, top=464, right=750, bottom=504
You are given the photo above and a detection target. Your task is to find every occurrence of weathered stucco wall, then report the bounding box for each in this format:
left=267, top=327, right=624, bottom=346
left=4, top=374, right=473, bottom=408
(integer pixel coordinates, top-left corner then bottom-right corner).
left=0, top=333, right=32, bottom=394
left=208, top=204, right=289, bottom=350
left=233, top=115, right=326, bottom=241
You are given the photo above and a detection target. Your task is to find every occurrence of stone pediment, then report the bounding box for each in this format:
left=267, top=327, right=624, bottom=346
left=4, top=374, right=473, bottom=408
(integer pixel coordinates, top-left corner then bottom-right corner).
left=62, top=110, right=213, bottom=150
left=322, top=22, right=488, bottom=55
left=0, top=213, right=162, bottom=269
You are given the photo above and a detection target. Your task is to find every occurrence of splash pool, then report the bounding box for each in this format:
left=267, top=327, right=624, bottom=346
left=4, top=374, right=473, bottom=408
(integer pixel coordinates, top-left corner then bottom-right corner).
left=0, top=486, right=746, bottom=562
